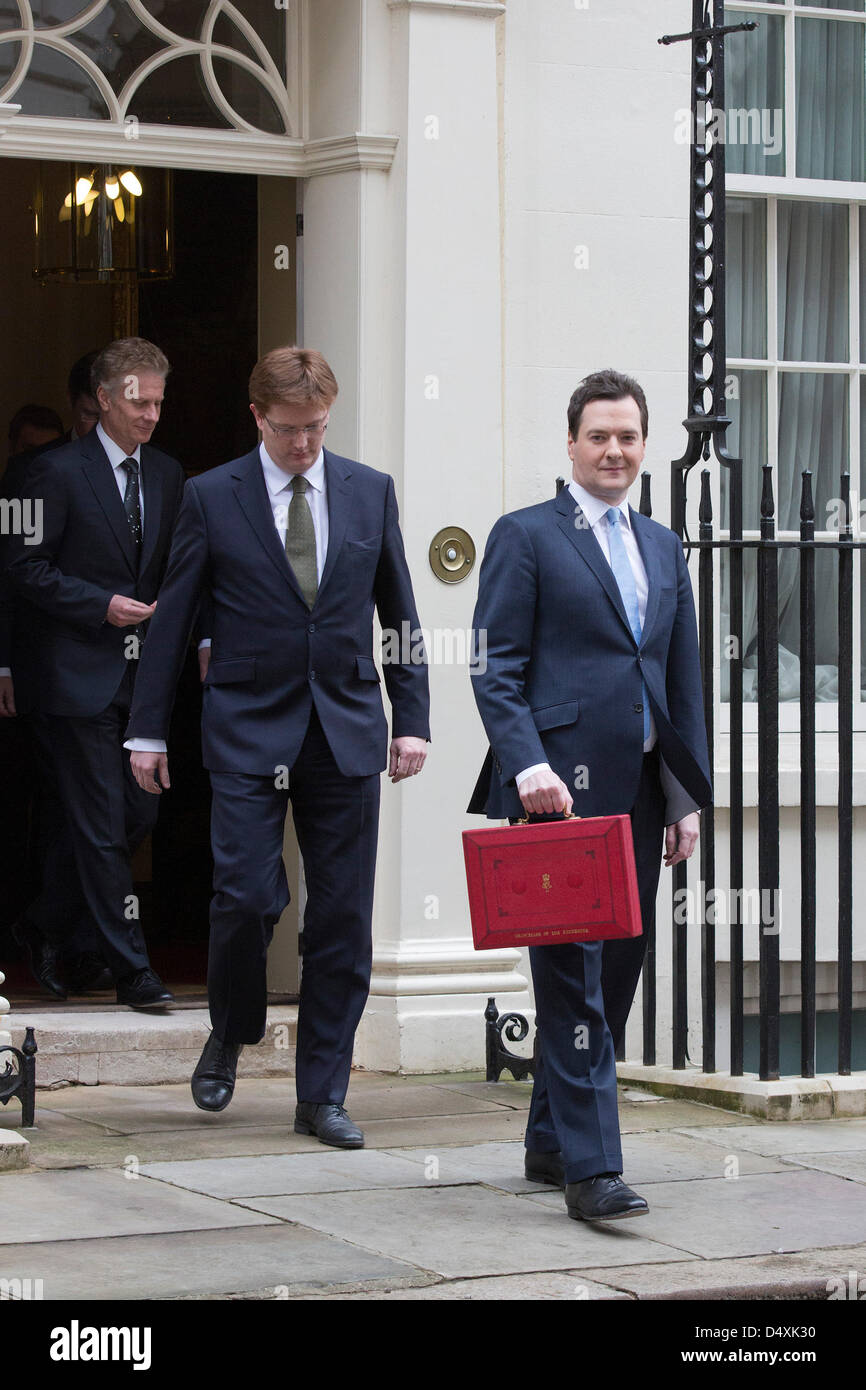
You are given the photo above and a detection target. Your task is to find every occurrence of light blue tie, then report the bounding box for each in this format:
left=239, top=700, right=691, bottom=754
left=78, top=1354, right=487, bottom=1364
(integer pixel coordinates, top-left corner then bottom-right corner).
left=606, top=507, right=650, bottom=742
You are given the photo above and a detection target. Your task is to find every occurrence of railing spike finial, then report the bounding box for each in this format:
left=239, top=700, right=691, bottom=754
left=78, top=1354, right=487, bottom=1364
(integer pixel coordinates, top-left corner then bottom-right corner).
left=639, top=471, right=653, bottom=517
left=760, top=462, right=776, bottom=523
left=799, top=469, right=814, bottom=526
left=840, top=470, right=852, bottom=535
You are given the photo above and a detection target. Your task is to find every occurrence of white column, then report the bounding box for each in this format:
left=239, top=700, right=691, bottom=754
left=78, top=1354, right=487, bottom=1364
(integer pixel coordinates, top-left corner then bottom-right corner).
left=301, top=0, right=526, bottom=1073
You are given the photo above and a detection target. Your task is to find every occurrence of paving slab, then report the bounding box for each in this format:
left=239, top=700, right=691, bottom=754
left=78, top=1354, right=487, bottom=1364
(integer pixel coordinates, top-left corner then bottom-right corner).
left=32, top=1074, right=506, bottom=1134
left=138, top=1149, right=485, bottom=1199
left=0, top=1225, right=419, bottom=1301
left=349, top=1109, right=530, bottom=1147
left=577, top=1245, right=866, bottom=1300
left=25, top=1078, right=293, bottom=1132
left=231, top=1185, right=696, bottom=1278
left=617, top=1100, right=760, bottom=1132
left=306, top=1272, right=632, bottom=1300
left=675, top=1118, right=866, bottom=1157
left=384, top=1134, right=789, bottom=1193
left=23, top=1124, right=325, bottom=1170
left=421, top=1079, right=532, bottom=1109
left=319, top=1081, right=510, bottom=1120
left=524, top=1169, right=866, bottom=1258
left=620, top=1132, right=790, bottom=1184
left=0, top=1167, right=278, bottom=1246
left=20, top=1109, right=530, bottom=1168
left=19, top=1104, right=130, bottom=1138
left=785, top=1152, right=866, bottom=1184
left=385, top=1140, right=537, bottom=1192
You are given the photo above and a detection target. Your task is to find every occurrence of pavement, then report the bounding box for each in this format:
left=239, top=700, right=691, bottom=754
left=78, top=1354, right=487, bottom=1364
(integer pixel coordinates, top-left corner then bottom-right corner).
left=2, top=1070, right=866, bottom=1302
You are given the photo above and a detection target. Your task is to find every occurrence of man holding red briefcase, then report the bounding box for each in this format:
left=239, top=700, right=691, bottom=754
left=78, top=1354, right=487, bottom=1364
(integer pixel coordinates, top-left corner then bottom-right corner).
left=468, top=369, right=712, bottom=1223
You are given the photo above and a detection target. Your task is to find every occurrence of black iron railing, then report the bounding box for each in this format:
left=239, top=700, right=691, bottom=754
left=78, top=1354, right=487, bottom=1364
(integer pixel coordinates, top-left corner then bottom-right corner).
left=642, top=463, right=862, bottom=1081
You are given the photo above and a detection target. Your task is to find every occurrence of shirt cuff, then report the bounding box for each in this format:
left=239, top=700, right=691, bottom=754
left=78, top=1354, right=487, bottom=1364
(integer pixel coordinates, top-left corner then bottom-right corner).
left=124, top=738, right=168, bottom=754
left=0, top=668, right=11, bottom=678
left=197, top=638, right=211, bottom=649
left=515, top=762, right=552, bottom=788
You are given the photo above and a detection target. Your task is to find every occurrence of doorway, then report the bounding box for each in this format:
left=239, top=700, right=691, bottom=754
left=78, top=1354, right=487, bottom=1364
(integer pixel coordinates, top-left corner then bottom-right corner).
left=0, top=157, right=297, bottom=1004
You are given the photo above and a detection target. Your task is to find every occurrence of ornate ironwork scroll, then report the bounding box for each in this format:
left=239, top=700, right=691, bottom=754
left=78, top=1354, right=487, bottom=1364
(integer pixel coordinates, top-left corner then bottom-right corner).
left=0, top=1027, right=37, bottom=1128
left=484, top=997, right=536, bottom=1083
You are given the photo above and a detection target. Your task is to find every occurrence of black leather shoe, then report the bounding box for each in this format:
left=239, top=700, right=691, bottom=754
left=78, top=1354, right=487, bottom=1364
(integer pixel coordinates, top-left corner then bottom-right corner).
left=566, top=1173, right=649, bottom=1222
left=525, top=1150, right=565, bottom=1187
left=116, top=967, right=174, bottom=1009
left=191, top=1032, right=243, bottom=1112
left=11, top=918, right=67, bottom=999
left=294, top=1102, right=364, bottom=1148
left=65, top=951, right=113, bottom=994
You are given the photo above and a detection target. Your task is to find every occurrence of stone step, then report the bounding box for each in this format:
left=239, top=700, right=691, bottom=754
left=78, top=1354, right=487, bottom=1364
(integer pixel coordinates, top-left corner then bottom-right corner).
left=0, top=1131, right=30, bottom=1170
left=616, top=1062, right=866, bottom=1120
left=8, top=1007, right=298, bottom=1088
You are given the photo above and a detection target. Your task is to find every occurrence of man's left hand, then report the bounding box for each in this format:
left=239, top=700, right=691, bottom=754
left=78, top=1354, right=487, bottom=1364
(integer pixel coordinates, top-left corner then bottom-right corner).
left=0, top=675, right=16, bottom=717
left=389, top=736, right=428, bottom=782
left=664, top=811, right=700, bottom=867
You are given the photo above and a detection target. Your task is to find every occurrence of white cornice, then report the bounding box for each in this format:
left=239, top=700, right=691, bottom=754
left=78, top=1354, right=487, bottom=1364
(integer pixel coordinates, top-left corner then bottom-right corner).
left=304, top=133, right=399, bottom=176
left=387, top=1, right=505, bottom=15
left=0, top=116, right=398, bottom=176
left=0, top=102, right=21, bottom=135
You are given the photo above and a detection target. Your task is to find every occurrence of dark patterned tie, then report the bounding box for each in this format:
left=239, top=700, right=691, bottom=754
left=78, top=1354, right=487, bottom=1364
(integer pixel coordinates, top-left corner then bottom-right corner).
left=284, top=474, right=318, bottom=608
left=121, top=457, right=142, bottom=550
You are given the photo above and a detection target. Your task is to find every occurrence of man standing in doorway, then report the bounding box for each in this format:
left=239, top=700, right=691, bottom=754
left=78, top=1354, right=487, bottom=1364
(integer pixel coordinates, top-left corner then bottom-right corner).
left=4, top=339, right=184, bottom=1008
left=126, top=346, right=430, bottom=1147
left=469, top=369, right=711, bottom=1221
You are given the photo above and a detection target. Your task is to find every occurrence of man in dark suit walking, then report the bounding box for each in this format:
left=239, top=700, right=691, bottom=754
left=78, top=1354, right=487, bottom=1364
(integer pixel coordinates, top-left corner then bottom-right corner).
left=4, top=338, right=184, bottom=1008
left=126, top=346, right=430, bottom=1147
left=469, top=369, right=711, bottom=1222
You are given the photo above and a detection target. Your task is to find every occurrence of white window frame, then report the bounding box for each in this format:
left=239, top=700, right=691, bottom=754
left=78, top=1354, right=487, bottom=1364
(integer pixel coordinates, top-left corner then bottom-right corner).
left=722, top=1, right=866, bottom=736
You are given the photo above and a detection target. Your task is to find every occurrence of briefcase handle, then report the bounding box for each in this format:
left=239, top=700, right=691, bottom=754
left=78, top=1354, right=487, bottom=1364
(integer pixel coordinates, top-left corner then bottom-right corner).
left=513, top=808, right=577, bottom=826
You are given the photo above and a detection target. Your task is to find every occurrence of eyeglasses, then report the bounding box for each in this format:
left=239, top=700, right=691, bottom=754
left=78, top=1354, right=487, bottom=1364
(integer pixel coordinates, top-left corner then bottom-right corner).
left=262, top=414, right=329, bottom=440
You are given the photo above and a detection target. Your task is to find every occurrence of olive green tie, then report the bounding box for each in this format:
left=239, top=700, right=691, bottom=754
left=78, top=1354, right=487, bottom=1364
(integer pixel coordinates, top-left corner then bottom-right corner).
left=284, top=474, right=318, bottom=608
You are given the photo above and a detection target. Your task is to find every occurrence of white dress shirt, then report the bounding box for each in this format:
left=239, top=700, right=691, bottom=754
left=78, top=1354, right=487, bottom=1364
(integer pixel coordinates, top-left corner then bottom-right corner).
left=260, top=442, right=328, bottom=579
left=124, top=444, right=327, bottom=755
left=514, top=478, right=699, bottom=823
left=97, top=422, right=144, bottom=525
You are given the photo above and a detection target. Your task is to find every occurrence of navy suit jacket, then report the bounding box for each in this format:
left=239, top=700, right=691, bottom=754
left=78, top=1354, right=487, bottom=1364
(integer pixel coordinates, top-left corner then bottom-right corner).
left=3, top=432, right=184, bottom=717
left=468, top=486, right=712, bottom=821
left=126, top=447, right=430, bottom=778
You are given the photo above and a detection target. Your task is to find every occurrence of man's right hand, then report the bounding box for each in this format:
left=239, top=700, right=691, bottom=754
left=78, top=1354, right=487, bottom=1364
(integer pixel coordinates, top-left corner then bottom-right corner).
left=130, top=751, right=170, bottom=794
left=107, top=595, right=157, bottom=628
left=518, top=768, right=573, bottom=817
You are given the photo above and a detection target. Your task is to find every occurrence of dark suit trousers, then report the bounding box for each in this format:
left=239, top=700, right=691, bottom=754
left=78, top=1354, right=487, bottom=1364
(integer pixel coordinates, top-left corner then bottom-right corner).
left=208, top=706, right=381, bottom=1104
left=524, top=749, right=666, bottom=1183
left=24, top=715, right=102, bottom=957
left=35, top=666, right=156, bottom=979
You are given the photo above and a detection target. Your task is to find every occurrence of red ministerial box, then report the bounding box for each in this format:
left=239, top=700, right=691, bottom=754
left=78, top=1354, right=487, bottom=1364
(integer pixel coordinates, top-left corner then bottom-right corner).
left=462, top=814, right=642, bottom=950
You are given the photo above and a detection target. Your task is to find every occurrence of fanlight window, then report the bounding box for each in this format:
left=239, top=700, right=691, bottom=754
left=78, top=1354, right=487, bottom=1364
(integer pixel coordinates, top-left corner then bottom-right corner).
left=0, top=1, right=293, bottom=135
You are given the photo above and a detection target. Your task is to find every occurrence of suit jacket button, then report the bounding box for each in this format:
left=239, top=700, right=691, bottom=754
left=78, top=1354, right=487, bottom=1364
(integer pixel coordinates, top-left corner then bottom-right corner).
left=633, top=703, right=643, bottom=713
left=308, top=623, right=316, bottom=633
left=310, top=671, right=316, bottom=680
